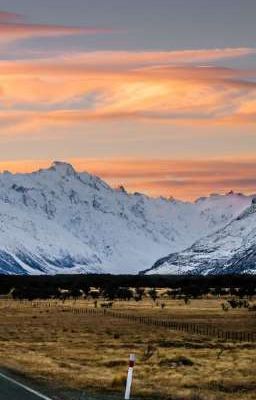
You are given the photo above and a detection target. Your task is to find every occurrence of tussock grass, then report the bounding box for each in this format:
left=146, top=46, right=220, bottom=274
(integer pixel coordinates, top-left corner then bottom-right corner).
left=0, top=298, right=255, bottom=399
left=111, top=373, right=127, bottom=388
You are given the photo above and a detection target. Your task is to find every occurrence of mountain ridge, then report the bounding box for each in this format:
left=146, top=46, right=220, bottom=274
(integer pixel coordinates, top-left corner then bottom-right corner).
left=144, top=197, right=256, bottom=275
left=0, top=161, right=254, bottom=275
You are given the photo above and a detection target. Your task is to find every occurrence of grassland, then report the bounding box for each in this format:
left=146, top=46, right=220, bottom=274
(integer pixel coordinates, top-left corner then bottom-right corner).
left=0, top=298, right=255, bottom=400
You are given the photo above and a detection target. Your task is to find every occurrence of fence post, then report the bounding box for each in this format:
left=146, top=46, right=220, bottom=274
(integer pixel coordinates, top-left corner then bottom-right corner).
left=124, top=354, right=135, bottom=400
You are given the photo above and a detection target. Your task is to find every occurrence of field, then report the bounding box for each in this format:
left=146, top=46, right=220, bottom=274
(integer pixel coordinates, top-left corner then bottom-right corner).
left=0, top=298, right=255, bottom=400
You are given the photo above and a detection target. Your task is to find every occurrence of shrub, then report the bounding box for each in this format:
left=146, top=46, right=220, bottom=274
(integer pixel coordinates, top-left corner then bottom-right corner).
left=159, top=355, right=194, bottom=367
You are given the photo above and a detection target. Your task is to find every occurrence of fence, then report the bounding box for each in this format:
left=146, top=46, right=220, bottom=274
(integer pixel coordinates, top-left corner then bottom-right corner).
left=71, top=306, right=256, bottom=343
left=7, top=300, right=256, bottom=343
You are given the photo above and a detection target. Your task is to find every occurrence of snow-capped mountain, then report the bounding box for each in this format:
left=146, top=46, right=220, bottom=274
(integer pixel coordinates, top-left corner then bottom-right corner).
left=144, top=198, right=256, bottom=275
left=0, top=161, right=253, bottom=275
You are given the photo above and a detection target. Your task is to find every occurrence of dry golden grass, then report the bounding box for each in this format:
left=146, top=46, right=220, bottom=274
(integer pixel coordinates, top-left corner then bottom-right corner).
left=0, top=298, right=255, bottom=400
left=108, top=297, right=256, bottom=331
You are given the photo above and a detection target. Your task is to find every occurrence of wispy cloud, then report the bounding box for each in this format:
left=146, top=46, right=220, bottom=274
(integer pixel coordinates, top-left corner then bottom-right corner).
left=47, top=48, right=256, bottom=68
left=0, top=44, right=255, bottom=134
left=0, top=10, right=112, bottom=43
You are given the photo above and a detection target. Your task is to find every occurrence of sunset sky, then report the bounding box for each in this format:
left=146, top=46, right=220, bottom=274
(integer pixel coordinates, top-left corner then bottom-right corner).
left=0, top=0, right=256, bottom=200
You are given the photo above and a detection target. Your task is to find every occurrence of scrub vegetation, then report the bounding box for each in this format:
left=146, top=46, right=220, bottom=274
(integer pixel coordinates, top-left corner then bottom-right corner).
left=0, top=291, right=255, bottom=400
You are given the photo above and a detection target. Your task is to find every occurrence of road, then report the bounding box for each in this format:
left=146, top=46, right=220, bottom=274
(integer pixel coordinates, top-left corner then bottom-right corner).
left=0, top=371, right=53, bottom=400
left=0, top=371, right=123, bottom=400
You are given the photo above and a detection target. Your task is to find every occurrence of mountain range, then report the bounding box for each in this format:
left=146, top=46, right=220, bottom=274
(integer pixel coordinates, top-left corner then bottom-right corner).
left=145, top=197, right=256, bottom=275
left=0, top=161, right=255, bottom=275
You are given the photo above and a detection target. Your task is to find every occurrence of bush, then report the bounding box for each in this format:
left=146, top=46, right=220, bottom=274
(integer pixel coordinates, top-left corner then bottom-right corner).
left=148, top=288, right=158, bottom=302
left=159, top=355, right=194, bottom=367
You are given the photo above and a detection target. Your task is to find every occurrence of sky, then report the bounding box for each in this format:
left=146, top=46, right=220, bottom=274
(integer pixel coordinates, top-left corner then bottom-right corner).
left=0, top=0, right=256, bottom=200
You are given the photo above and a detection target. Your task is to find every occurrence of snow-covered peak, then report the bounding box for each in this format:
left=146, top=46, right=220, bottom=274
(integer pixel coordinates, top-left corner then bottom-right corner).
left=0, top=162, right=254, bottom=275
left=145, top=197, right=256, bottom=275
left=48, top=161, right=77, bottom=177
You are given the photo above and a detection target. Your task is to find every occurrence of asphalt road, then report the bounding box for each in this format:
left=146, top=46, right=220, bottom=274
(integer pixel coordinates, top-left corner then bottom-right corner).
left=0, top=371, right=123, bottom=400
left=0, top=370, right=136, bottom=400
left=0, top=372, right=53, bottom=400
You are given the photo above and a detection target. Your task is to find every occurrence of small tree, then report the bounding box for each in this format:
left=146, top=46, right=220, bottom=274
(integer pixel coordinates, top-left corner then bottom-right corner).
left=70, top=288, right=82, bottom=302
left=135, top=287, right=145, bottom=301
left=116, top=288, right=134, bottom=301
left=102, top=286, right=117, bottom=300
left=148, top=288, right=158, bottom=302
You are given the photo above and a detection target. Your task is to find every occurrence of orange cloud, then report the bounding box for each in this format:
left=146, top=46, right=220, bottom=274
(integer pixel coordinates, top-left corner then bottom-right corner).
left=0, top=48, right=255, bottom=134
left=0, top=10, right=112, bottom=43
left=1, top=158, right=256, bottom=200
left=52, top=48, right=256, bottom=68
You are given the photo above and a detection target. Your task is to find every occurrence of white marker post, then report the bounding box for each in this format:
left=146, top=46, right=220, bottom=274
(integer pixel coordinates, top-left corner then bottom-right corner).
left=124, top=354, right=135, bottom=400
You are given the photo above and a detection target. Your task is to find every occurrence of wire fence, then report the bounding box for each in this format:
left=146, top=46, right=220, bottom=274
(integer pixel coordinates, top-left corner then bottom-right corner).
left=71, top=305, right=256, bottom=343
left=6, top=300, right=256, bottom=343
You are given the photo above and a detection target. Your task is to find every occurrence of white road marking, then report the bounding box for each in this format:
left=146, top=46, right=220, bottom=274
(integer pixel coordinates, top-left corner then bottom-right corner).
left=0, top=371, right=54, bottom=400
